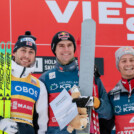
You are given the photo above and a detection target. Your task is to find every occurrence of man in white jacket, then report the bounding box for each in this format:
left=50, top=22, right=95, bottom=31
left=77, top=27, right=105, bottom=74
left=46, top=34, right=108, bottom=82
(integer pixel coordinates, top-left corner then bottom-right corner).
left=0, top=31, right=48, bottom=134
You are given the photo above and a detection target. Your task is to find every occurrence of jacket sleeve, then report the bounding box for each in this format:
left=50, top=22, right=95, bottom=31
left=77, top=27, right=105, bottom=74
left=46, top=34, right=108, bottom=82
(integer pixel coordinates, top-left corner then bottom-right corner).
left=35, top=80, right=48, bottom=134
left=95, top=77, right=113, bottom=119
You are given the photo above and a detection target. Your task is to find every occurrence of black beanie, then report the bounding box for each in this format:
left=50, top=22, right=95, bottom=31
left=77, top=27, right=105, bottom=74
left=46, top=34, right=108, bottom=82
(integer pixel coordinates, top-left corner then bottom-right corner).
left=51, top=31, right=76, bottom=55
left=13, top=31, right=37, bottom=53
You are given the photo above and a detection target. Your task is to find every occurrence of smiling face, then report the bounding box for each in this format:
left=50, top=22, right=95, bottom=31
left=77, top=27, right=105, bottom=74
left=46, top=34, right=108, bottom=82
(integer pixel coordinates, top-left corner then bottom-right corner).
left=13, top=47, right=36, bottom=67
left=118, top=54, right=134, bottom=79
left=55, top=40, right=75, bottom=65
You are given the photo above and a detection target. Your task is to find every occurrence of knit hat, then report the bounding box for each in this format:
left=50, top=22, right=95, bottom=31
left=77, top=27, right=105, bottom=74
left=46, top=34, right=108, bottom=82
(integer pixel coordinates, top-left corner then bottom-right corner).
left=115, top=46, right=134, bottom=70
left=51, top=31, right=76, bottom=55
left=13, top=31, right=37, bottom=53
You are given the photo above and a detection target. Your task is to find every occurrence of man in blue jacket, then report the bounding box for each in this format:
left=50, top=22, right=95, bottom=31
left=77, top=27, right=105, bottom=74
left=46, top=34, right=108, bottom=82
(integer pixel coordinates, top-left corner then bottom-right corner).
left=109, top=46, right=134, bottom=134
left=39, top=31, right=113, bottom=134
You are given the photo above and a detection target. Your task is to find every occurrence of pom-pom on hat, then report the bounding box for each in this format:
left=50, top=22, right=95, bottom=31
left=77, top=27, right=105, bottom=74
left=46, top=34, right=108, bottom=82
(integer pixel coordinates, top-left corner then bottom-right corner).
left=13, top=31, right=37, bottom=54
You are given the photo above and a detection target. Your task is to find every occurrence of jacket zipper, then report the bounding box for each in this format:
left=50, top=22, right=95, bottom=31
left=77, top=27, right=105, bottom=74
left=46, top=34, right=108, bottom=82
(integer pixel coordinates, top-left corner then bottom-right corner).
left=20, top=67, right=26, bottom=78
left=128, top=81, right=132, bottom=102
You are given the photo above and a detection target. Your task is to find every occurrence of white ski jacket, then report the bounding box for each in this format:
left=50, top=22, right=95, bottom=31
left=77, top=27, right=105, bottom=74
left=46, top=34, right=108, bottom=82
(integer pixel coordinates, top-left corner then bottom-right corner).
left=11, top=60, right=48, bottom=134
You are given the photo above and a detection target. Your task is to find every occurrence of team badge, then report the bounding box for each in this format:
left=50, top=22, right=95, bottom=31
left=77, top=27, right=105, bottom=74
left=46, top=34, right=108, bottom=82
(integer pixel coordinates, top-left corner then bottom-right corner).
left=49, top=72, right=56, bottom=79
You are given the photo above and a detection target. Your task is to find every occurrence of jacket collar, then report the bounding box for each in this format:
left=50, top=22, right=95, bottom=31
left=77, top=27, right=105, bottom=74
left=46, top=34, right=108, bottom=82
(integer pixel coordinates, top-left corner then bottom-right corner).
left=109, top=80, right=128, bottom=95
left=12, top=60, right=35, bottom=78
left=55, top=58, right=78, bottom=72
left=121, top=77, right=134, bottom=93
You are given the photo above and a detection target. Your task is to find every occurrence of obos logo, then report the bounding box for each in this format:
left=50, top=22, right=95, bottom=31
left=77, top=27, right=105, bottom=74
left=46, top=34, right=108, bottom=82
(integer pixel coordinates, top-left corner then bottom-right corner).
left=15, top=86, right=38, bottom=97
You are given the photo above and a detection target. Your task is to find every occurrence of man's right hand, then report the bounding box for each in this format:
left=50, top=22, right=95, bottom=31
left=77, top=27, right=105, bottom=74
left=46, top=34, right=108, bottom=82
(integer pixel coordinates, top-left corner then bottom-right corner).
left=72, top=96, right=92, bottom=107
left=0, top=118, right=18, bottom=134
left=72, top=96, right=100, bottom=109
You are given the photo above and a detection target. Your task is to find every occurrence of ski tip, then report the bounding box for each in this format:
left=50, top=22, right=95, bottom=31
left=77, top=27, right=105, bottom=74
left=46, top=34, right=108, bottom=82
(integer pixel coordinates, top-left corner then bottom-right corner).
left=82, top=18, right=96, bottom=24
left=82, top=18, right=96, bottom=31
left=0, top=42, right=5, bottom=50
left=6, top=42, right=12, bottom=50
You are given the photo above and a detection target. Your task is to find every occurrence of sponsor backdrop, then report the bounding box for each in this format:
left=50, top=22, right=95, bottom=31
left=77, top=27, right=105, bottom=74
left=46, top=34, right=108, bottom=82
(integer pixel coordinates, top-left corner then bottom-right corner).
left=0, top=0, right=134, bottom=92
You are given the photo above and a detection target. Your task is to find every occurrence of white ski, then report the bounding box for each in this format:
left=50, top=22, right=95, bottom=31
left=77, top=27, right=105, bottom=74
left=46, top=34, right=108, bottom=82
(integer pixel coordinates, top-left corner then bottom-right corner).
left=77, top=19, right=96, bottom=134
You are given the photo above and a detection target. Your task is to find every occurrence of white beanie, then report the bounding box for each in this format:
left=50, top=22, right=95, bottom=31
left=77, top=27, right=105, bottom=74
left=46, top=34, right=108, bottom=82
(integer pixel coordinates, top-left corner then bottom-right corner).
left=115, top=46, right=134, bottom=70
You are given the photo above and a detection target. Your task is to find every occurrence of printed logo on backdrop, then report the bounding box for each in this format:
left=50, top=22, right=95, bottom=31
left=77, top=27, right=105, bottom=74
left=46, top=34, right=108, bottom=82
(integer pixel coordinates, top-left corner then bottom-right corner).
left=45, top=0, right=134, bottom=41
left=34, top=56, right=104, bottom=75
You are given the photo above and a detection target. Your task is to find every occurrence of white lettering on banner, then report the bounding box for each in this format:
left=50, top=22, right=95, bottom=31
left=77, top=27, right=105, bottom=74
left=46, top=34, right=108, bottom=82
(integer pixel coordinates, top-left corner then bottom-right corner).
left=45, top=0, right=134, bottom=41
left=126, top=8, right=134, bottom=14
left=126, top=6, right=134, bottom=40
left=126, top=1, right=134, bottom=40
left=46, top=0, right=124, bottom=24
left=44, top=59, right=56, bottom=70
left=45, top=0, right=78, bottom=23
left=99, top=2, right=123, bottom=24
left=35, top=58, right=43, bottom=72
left=127, top=34, right=134, bottom=40
left=82, top=2, right=92, bottom=20
left=44, top=59, right=56, bottom=64
left=126, top=0, right=134, bottom=6
left=15, top=86, right=38, bottom=97
left=45, top=65, right=55, bottom=70
left=126, top=17, right=134, bottom=40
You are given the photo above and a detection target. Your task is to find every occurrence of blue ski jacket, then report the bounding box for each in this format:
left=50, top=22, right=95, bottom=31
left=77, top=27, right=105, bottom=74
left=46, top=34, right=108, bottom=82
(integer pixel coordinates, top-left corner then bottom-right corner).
left=109, top=79, right=134, bottom=134
left=39, top=59, right=113, bottom=134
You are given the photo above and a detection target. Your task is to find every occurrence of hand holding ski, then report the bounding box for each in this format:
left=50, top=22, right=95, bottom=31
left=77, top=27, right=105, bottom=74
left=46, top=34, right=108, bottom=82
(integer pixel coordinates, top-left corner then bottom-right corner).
left=73, top=96, right=100, bottom=109
left=0, top=118, right=18, bottom=134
